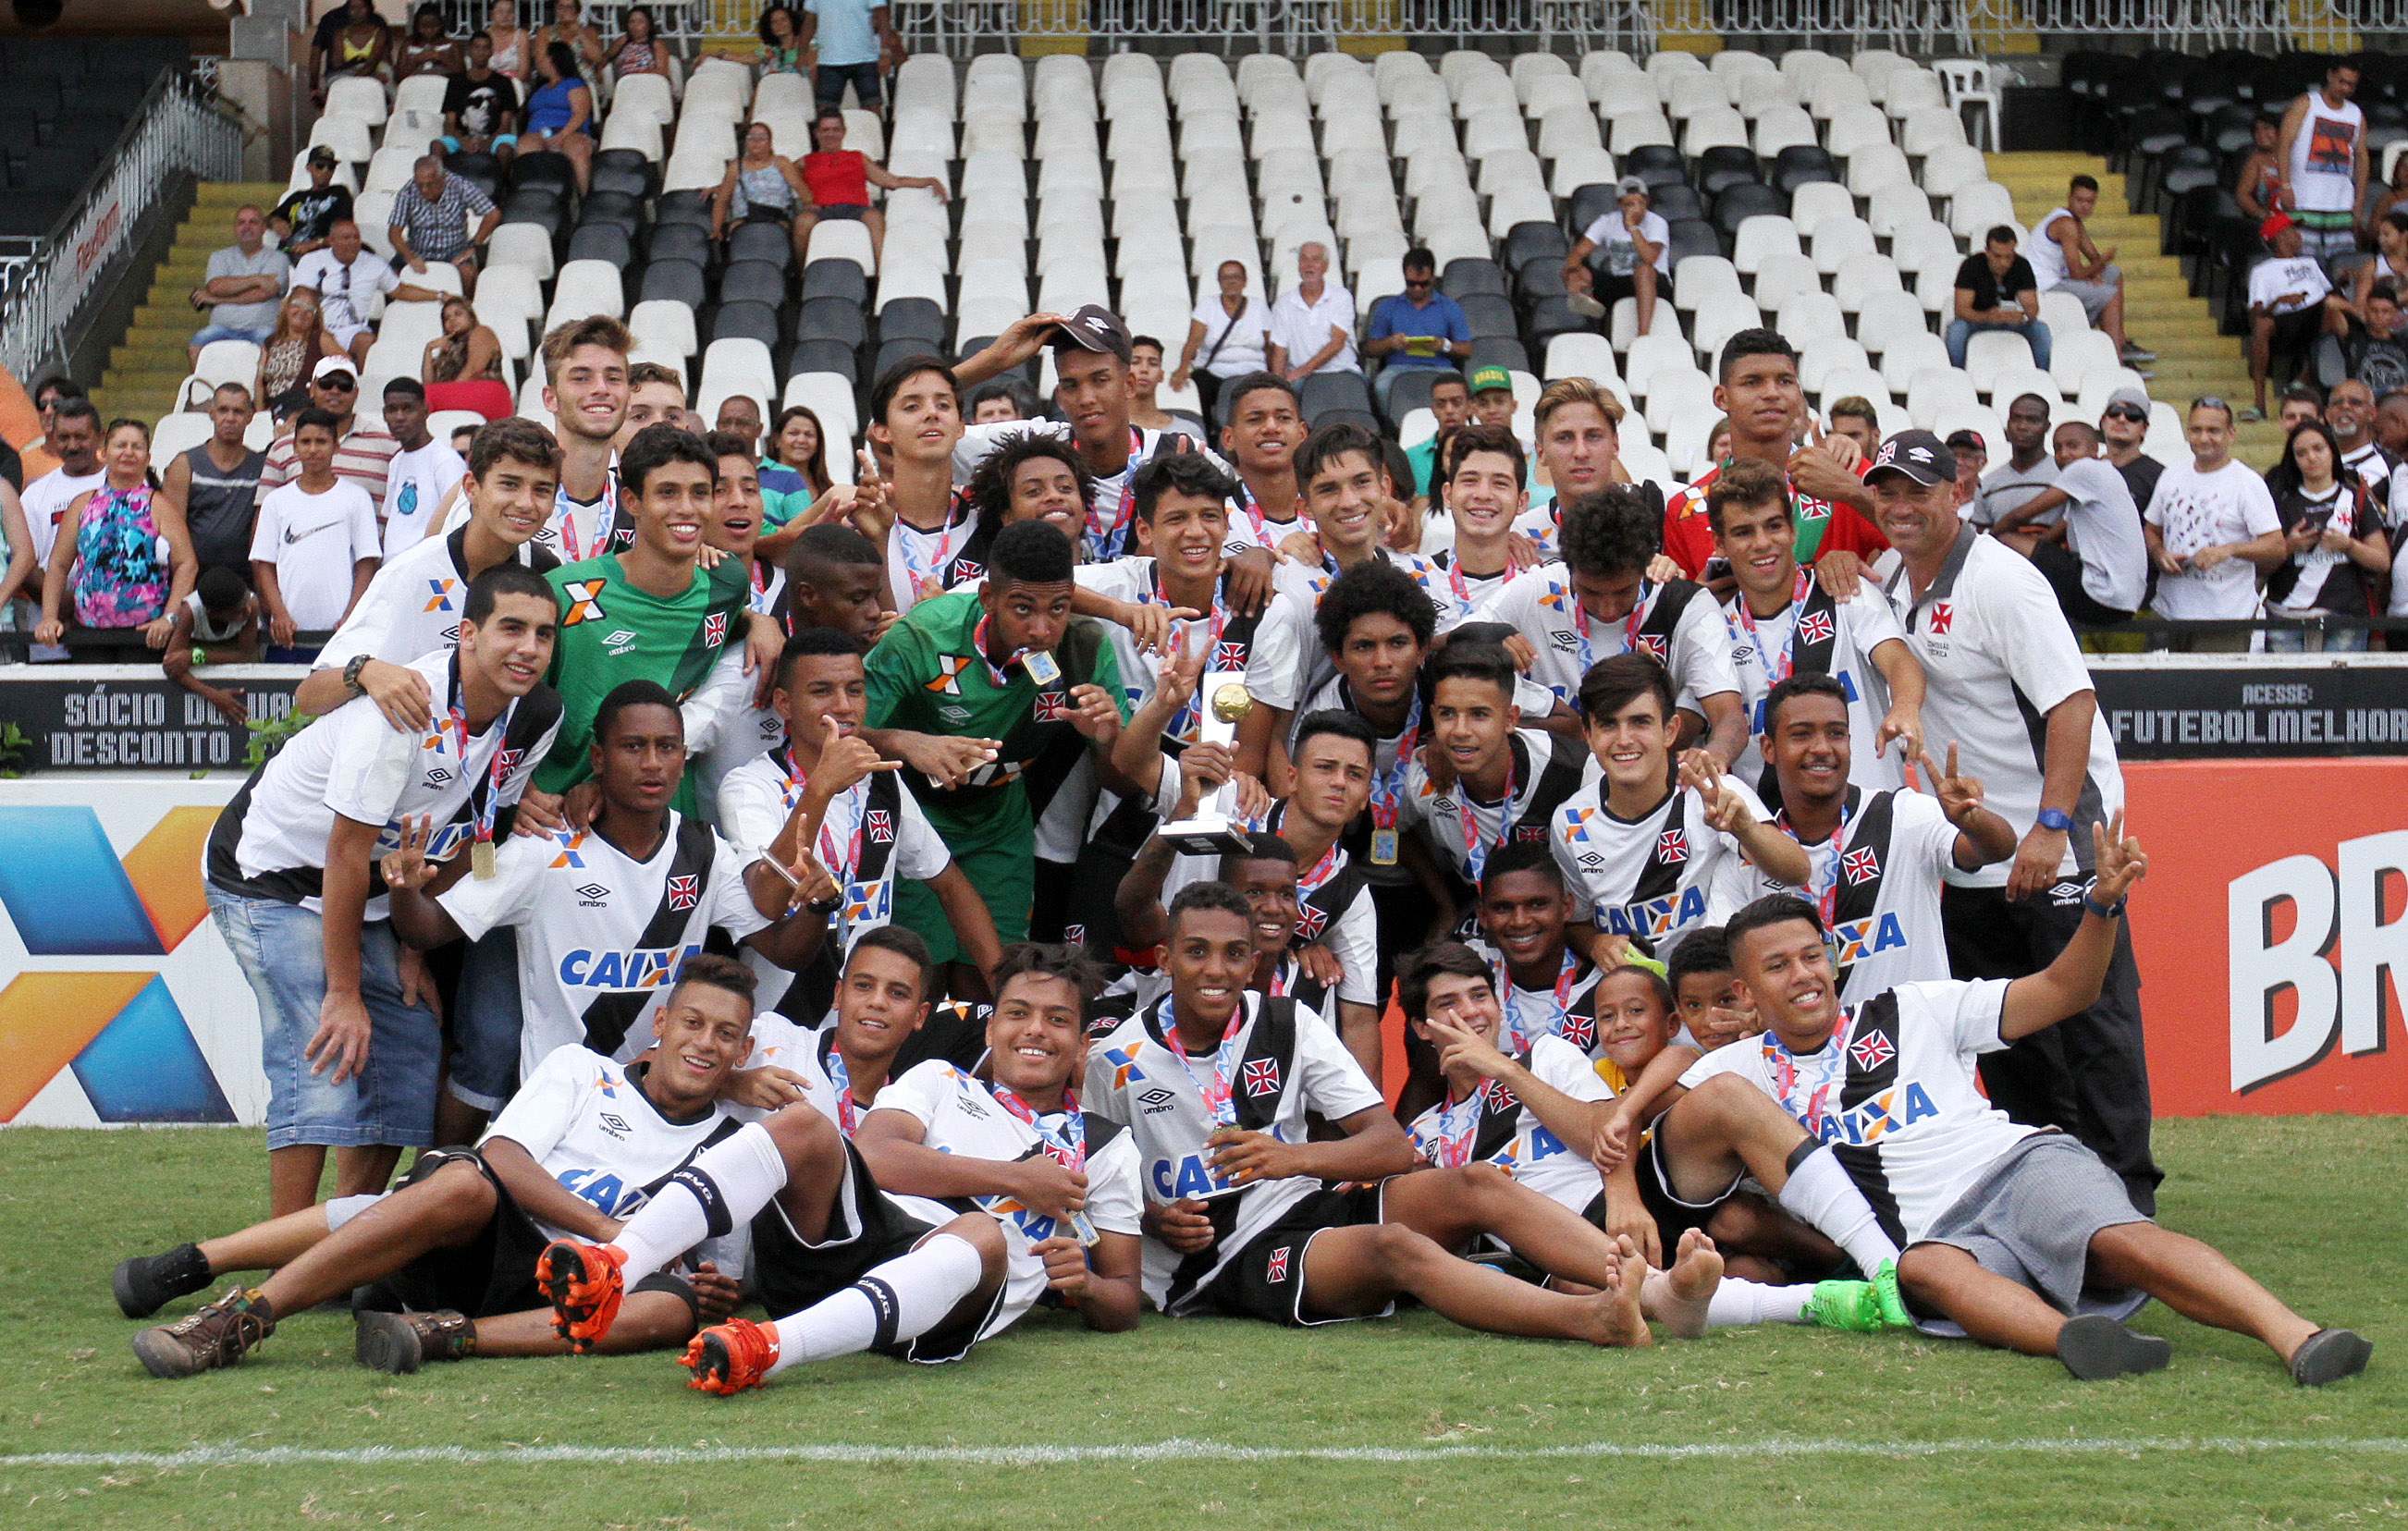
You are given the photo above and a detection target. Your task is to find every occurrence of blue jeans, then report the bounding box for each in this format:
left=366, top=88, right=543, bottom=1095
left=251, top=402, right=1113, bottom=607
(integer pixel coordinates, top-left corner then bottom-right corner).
left=1946, top=317, right=2052, bottom=371
left=815, top=59, right=880, bottom=112
left=206, top=886, right=440, bottom=1150
left=2262, top=622, right=2368, bottom=652
left=446, top=925, right=524, bottom=1113
left=191, top=320, right=275, bottom=349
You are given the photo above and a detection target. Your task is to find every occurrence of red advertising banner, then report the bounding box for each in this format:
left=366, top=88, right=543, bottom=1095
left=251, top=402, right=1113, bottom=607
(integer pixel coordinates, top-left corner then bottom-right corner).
left=2126, top=760, right=2408, bottom=1116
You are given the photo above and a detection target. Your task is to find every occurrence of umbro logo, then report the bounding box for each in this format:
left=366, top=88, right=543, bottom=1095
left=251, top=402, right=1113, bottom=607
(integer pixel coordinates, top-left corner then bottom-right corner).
left=1432, top=797, right=1456, bottom=814
left=939, top=704, right=972, bottom=724
left=603, top=628, right=637, bottom=647
left=1578, top=852, right=1604, bottom=870
left=597, top=1112, right=630, bottom=1137
left=576, top=882, right=610, bottom=907
left=1732, top=644, right=1755, bottom=662
left=1138, top=1086, right=1177, bottom=1113
left=1549, top=630, right=1578, bottom=652
left=424, top=767, right=454, bottom=786
left=2049, top=879, right=2090, bottom=906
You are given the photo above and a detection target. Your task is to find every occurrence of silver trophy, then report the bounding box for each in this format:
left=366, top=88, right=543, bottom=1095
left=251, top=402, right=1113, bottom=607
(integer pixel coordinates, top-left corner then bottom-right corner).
left=1156, top=673, right=1258, bottom=855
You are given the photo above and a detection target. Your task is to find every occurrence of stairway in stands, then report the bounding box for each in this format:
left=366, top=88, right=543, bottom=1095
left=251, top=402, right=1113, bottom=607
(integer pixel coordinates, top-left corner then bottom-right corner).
left=1987, top=150, right=2284, bottom=466
left=92, top=181, right=288, bottom=428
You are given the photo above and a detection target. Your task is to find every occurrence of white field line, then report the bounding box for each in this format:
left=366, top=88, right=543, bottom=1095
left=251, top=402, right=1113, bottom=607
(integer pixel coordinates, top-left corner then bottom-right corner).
left=6, top=1436, right=2408, bottom=1471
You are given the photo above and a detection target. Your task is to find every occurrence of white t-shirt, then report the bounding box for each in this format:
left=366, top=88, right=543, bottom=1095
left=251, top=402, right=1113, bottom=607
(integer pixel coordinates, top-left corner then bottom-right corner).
left=20, top=466, right=104, bottom=566
left=312, top=525, right=557, bottom=679
left=206, top=650, right=557, bottom=918
left=1679, top=978, right=2035, bottom=1245
left=2143, top=458, right=2280, bottom=619
left=1475, top=566, right=1739, bottom=717
left=1548, top=776, right=1774, bottom=951
left=2286, top=95, right=2365, bottom=213
left=482, top=1045, right=747, bottom=1243
left=1083, top=991, right=1388, bottom=1314
left=1186, top=293, right=1272, bottom=377
left=1158, top=812, right=1379, bottom=1010
left=1579, top=208, right=1672, bottom=278
left=382, top=438, right=468, bottom=557
left=1718, top=582, right=1908, bottom=792
left=1970, top=455, right=2058, bottom=531
left=1399, top=728, right=1583, bottom=883
left=2026, top=206, right=2074, bottom=289
left=1880, top=530, right=2125, bottom=890
left=1406, top=1035, right=1611, bottom=1216
left=2247, top=253, right=2333, bottom=316
left=1267, top=280, right=1360, bottom=374
left=1742, top=786, right=1961, bottom=1004
left=292, top=248, right=399, bottom=334
left=2049, top=454, right=2150, bottom=613
left=438, top=814, right=772, bottom=1080
left=249, top=480, right=382, bottom=631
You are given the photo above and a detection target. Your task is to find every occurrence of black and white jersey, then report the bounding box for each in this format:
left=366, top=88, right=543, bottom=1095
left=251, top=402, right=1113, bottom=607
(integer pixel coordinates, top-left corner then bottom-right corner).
left=1247, top=549, right=1478, bottom=714
left=312, top=525, right=559, bottom=680
left=1718, top=580, right=1907, bottom=795
left=1084, top=992, right=1386, bottom=1315
left=1468, top=941, right=1607, bottom=1058
left=1548, top=777, right=1773, bottom=952
left=1160, top=800, right=1378, bottom=1010
left=869, top=1059, right=1144, bottom=1341
left=1405, top=1035, right=1610, bottom=1215
left=1401, top=728, right=1589, bottom=885
left=1474, top=566, right=1738, bottom=716
left=1743, top=787, right=1960, bottom=1004
left=1679, top=978, right=2035, bottom=1245
left=206, top=651, right=559, bottom=919
left=481, top=1045, right=747, bottom=1243
left=438, top=814, right=770, bottom=1080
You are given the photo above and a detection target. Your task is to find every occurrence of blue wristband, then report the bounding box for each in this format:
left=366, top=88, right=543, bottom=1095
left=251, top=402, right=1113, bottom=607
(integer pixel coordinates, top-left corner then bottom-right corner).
left=2082, top=892, right=2125, bottom=919
left=2035, top=808, right=2073, bottom=832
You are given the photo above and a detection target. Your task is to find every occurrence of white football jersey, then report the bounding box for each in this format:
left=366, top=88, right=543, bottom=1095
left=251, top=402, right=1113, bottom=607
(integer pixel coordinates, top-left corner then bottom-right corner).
left=1468, top=941, right=1608, bottom=1058
left=482, top=1045, right=747, bottom=1243
left=1679, top=978, right=2035, bottom=1245
left=1743, top=787, right=1961, bottom=1004
left=1400, top=728, right=1589, bottom=884
left=1406, top=1035, right=1610, bottom=1215
left=1548, top=777, right=1773, bottom=952
left=1246, top=548, right=1478, bottom=713
left=1718, top=582, right=1907, bottom=791
left=311, top=525, right=558, bottom=680
left=1084, top=992, right=1386, bottom=1315
left=1474, top=566, right=1738, bottom=715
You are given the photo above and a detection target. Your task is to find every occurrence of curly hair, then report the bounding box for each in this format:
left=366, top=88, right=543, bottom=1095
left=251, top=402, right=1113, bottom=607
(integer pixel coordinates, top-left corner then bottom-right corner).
left=1311, top=557, right=1439, bottom=655
left=1555, top=484, right=1662, bottom=578
left=961, top=427, right=1095, bottom=545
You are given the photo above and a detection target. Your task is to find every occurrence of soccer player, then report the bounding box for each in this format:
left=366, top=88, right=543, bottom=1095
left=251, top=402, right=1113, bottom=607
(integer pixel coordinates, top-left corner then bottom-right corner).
left=118, top=957, right=759, bottom=1378
left=1217, top=372, right=1308, bottom=545
left=717, top=628, right=1001, bottom=1016
left=784, top=521, right=891, bottom=642
left=435, top=315, right=633, bottom=560
left=297, top=417, right=563, bottom=728
left=1402, top=642, right=1590, bottom=920
left=1477, top=484, right=1747, bottom=770
left=617, top=361, right=690, bottom=451
left=203, top=565, right=565, bottom=1216
left=863, top=356, right=977, bottom=615
left=683, top=432, right=792, bottom=814
left=384, top=680, right=824, bottom=1083
left=1525, top=377, right=1628, bottom=516
left=1675, top=871, right=2372, bottom=1384
left=1705, top=457, right=1924, bottom=793
left=1422, top=423, right=1557, bottom=602
left=1088, top=884, right=1726, bottom=1342
left=1550, top=654, right=1810, bottom=965
left=950, top=426, right=1094, bottom=585
left=1464, top=842, right=1608, bottom=1056
left=863, top=519, right=1136, bottom=987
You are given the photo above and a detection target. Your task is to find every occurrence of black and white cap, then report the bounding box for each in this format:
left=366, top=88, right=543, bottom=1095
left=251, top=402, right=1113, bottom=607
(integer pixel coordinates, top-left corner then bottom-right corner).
left=1052, top=303, right=1134, bottom=364
left=1866, top=429, right=1957, bottom=487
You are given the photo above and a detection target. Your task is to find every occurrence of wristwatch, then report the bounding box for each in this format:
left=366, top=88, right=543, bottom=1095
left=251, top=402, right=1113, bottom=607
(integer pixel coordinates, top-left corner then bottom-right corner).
left=2034, top=808, right=2073, bottom=832
left=342, top=653, right=371, bottom=697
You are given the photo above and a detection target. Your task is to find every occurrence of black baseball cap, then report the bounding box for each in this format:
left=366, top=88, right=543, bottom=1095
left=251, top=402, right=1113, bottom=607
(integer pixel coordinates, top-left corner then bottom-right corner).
left=1051, top=304, right=1133, bottom=365
left=1865, top=429, right=1957, bottom=488
left=1944, top=428, right=1986, bottom=456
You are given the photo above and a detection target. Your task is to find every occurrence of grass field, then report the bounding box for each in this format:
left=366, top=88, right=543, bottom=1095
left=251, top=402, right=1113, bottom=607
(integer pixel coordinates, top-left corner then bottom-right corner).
left=2, top=1118, right=2403, bottom=1529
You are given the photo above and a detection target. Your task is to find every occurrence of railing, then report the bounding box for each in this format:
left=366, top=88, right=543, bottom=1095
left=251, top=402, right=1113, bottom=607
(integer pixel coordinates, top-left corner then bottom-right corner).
left=0, top=68, right=242, bottom=383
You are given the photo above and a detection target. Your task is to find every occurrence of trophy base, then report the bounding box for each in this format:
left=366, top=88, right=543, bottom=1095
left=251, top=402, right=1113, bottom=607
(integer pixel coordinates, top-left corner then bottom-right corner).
left=1158, top=813, right=1252, bottom=856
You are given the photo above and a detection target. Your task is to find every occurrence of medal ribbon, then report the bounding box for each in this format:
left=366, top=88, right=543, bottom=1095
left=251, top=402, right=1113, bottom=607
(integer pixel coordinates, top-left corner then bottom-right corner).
left=1154, top=994, right=1247, bottom=1129
left=897, top=511, right=968, bottom=603
left=445, top=666, right=516, bottom=853
left=554, top=472, right=619, bottom=563
left=1727, top=570, right=1814, bottom=690
left=989, top=1084, right=1087, bottom=1171
left=971, top=613, right=1036, bottom=689
left=1161, top=567, right=1231, bottom=743
left=1366, top=688, right=1422, bottom=834
left=1502, top=946, right=1579, bottom=1052
left=1573, top=578, right=1656, bottom=673
left=824, top=1044, right=858, bottom=1136
left=1419, top=1078, right=1496, bottom=1169
left=1455, top=746, right=1517, bottom=884
left=1093, top=426, right=1148, bottom=559
left=1775, top=798, right=1852, bottom=929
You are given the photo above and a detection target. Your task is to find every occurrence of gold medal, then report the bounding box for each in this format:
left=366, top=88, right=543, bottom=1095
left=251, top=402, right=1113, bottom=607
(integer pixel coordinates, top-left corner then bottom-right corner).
left=1371, top=828, right=1397, bottom=865
left=1024, top=649, right=1062, bottom=686
left=472, top=840, right=496, bottom=880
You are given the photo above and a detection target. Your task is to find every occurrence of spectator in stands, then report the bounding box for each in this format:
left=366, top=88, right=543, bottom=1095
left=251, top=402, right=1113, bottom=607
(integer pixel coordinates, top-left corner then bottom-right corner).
left=1403, top=370, right=1471, bottom=501
left=2246, top=213, right=2349, bottom=422
left=423, top=295, right=511, bottom=421
left=24, top=374, right=82, bottom=477
left=381, top=379, right=466, bottom=556
left=394, top=5, right=462, bottom=79
left=2277, top=58, right=2366, bottom=265
left=188, top=205, right=289, bottom=366
left=2032, top=176, right=2152, bottom=366
left=520, top=42, right=596, bottom=193
left=35, top=419, right=191, bottom=658
left=2262, top=418, right=2390, bottom=651
left=2344, top=285, right=2408, bottom=399
left=389, top=156, right=501, bottom=296
left=441, top=32, right=521, bottom=165
left=2096, top=388, right=2159, bottom=512
left=2350, top=212, right=2408, bottom=326
left=768, top=405, right=833, bottom=501
left=1946, top=427, right=1987, bottom=509
left=269, top=148, right=354, bottom=260
left=249, top=408, right=381, bottom=659
left=743, top=4, right=807, bottom=75
left=710, top=120, right=812, bottom=263
left=295, top=220, right=439, bottom=368
left=312, top=0, right=390, bottom=104
left=1704, top=418, right=1731, bottom=468
left=715, top=395, right=767, bottom=460
left=2143, top=397, right=2286, bottom=651
left=1363, top=248, right=1470, bottom=414
left=2377, top=389, right=2408, bottom=458
left=1126, top=334, right=1204, bottom=437
left=2325, top=379, right=2394, bottom=503
left=1467, top=364, right=1517, bottom=435
left=1972, top=395, right=2057, bottom=532
left=161, top=566, right=258, bottom=726
left=257, top=288, right=346, bottom=411
left=796, top=108, right=945, bottom=266
left=2233, top=111, right=2286, bottom=226
left=157, top=383, right=264, bottom=588
left=484, top=0, right=532, bottom=82
left=1989, top=421, right=2149, bottom=631
left=2278, top=385, right=2324, bottom=433
left=965, top=377, right=1032, bottom=423
left=1825, top=397, right=1881, bottom=460
left=20, top=396, right=105, bottom=648
left=2365, top=149, right=2408, bottom=246
left=605, top=6, right=671, bottom=80
left=254, top=357, right=401, bottom=519
left=796, top=0, right=902, bottom=114
left=532, top=0, right=606, bottom=85
left=1268, top=241, right=1359, bottom=385
left=1173, top=259, right=1271, bottom=423
left=1562, top=176, right=1668, bottom=339
left=1947, top=226, right=2051, bottom=371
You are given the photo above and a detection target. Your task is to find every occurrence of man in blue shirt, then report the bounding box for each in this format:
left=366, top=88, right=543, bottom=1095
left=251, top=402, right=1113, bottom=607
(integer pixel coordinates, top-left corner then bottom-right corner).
left=1365, top=247, right=1472, bottom=414
left=801, top=0, right=899, bottom=114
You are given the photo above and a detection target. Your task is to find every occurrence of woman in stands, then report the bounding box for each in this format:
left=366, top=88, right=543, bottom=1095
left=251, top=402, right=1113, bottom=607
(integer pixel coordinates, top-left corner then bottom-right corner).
left=2350, top=211, right=2408, bottom=333
left=795, top=109, right=945, bottom=267
left=257, top=288, right=345, bottom=414
left=423, top=296, right=512, bottom=422
left=607, top=6, right=672, bottom=80
left=1172, top=259, right=1272, bottom=425
left=394, top=6, right=462, bottom=80
left=2261, top=418, right=2391, bottom=652
left=710, top=120, right=813, bottom=264
left=521, top=42, right=596, bottom=192
left=485, top=0, right=532, bottom=83
left=532, top=0, right=607, bottom=86
left=768, top=405, right=834, bottom=500
left=314, top=0, right=390, bottom=102
left=749, top=5, right=807, bottom=76
left=2365, top=153, right=2408, bottom=248
left=34, top=421, right=194, bottom=655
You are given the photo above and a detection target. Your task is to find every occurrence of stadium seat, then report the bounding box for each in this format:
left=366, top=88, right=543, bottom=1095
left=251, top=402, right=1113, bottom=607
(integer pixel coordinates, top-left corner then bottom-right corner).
left=1859, top=290, right=1936, bottom=355
left=1879, top=331, right=1952, bottom=391
left=325, top=74, right=387, bottom=127
left=2053, top=328, right=2123, bottom=396
left=1830, top=256, right=1907, bottom=314
left=1775, top=290, right=1849, bottom=349
left=485, top=221, right=555, bottom=282
left=1987, top=363, right=2065, bottom=410
left=1543, top=332, right=1621, bottom=385
left=1729, top=214, right=1801, bottom=276
left=1751, top=251, right=1822, bottom=310
left=1812, top=219, right=1880, bottom=276
left=1798, top=336, right=1872, bottom=398
left=1907, top=366, right=1982, bottom=429
left=1788, top=181, right=1856, bottom=239
left=546, top=261, right=626, bottom=328
left=1962, top=328, right=2035, bottom=397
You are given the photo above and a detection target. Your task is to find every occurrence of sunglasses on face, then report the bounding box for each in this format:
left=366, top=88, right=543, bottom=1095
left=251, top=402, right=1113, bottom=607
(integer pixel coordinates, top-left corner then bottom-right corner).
left=2103, top=405, right=2146, bottom=423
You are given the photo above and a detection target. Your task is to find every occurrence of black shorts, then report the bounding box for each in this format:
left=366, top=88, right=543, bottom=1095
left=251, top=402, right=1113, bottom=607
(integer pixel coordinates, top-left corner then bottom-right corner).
left=746, top=1138, right=1001, bottom=1365
left=379, top=1146, right=695, bottom=1322
left=1630, top=1132, right=1739, bottom=1249
left=2030, top=540, right=2135, bottom=626
left=2267, top=305, right=2325, bottom=359
left=815, top=203, right=869, bottom=222
left=1591, top=265, right=1669, bottom=308
left=1200, top=1183, right=1388, bottom=1328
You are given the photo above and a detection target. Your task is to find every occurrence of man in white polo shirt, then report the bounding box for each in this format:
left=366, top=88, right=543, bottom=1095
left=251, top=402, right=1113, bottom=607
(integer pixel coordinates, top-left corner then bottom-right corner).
left=1266, top=242, right=1360, bottom=385
left=1868, top=429, right=2158, bottom=1216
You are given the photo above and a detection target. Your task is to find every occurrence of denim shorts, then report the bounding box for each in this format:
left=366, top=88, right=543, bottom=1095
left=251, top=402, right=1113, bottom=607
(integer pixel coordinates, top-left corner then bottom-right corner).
left=191, top=321, right=275, bottom=349
left=206, top=885, right=441, bottom=1150
left=445, top=925, right=524, bottom=1113
left=815, top=58, right=881, bottom=112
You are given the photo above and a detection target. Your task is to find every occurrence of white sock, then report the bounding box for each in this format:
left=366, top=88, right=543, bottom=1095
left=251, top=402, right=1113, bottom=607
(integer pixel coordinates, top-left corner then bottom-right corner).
left=323, top=1192, right=384, bottom=1231
left=1775, top=1145, right=1903, bottom=1278
left=610, top=1122, right=790, bottom=1278
left=767, top=1231, right=985, bottom=1375
left=1704, top=1279, right=1819, bottom=1327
